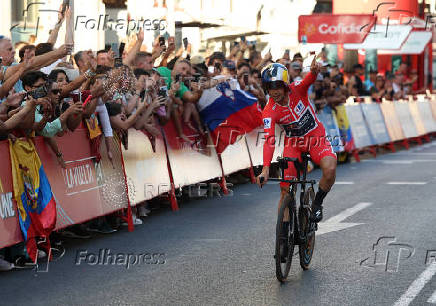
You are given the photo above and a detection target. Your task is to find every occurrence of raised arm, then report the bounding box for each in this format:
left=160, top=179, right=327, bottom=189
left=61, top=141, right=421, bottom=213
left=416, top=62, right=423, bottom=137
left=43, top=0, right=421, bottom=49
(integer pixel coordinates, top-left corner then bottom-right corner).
left=47, top=5, right=65, bottom=45
left=109, top=102, right=147, bottom=131
left=123, top=29, right=144, bottom=67
left=4, top=44, right=73, bottom=80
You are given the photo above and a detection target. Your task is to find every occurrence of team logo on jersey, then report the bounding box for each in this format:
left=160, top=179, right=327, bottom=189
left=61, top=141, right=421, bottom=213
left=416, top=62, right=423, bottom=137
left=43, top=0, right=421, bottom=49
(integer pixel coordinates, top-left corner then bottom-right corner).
left=294, top=100, right=305, bottom=116
left=263, top=118, right=272, bottom=129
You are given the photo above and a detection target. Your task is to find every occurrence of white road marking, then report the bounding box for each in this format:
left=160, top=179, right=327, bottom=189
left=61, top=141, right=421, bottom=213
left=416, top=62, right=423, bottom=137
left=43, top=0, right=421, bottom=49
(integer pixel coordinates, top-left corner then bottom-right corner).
left=386, top=182, right=428, bottom=185
left=317, top=202, right=372, bottom=236
left=382, top=161, right=414, bottom=164
left=393, top=263, right=436, bottom=306
left=324, top=202, right=372, bottom=224
left=241, top=193, right=251, bottom=196
left=428, top=289, right=436, bottom=304
left=335, top=181, right=355, bottom=185
left=362, top=160, right=436, bottom=164
left=399, top=153, right=436, bottom=155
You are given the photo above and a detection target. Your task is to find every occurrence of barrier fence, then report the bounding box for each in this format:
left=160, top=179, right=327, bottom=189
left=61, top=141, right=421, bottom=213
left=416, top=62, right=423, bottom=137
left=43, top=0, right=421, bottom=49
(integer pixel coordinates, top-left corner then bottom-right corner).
left=1, top=95, right=436, bottom=249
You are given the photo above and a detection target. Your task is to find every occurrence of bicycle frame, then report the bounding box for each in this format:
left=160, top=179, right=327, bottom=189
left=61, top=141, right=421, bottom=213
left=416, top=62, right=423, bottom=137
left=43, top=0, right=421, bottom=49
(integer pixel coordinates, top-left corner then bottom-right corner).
left=269, top=154, right=317, bottom=240
left=269, top=154, right=316, bottom=202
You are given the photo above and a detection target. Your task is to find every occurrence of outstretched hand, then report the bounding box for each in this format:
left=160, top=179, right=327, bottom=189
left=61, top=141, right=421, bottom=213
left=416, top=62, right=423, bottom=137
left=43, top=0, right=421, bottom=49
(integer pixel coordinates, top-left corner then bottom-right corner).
left=310, top=53, right=322, bottom=75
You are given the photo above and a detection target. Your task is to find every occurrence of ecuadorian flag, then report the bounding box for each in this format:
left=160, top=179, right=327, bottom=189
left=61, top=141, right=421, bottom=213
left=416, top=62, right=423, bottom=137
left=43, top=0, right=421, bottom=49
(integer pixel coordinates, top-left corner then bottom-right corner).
left=198, top=79, right=262, bottom=154
left=9, top=139, right=57, bottom=262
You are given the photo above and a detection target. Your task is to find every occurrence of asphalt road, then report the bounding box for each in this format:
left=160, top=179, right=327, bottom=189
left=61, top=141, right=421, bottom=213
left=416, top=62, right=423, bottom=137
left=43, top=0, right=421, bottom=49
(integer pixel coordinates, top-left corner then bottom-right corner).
left=1, top=141, right=436, bottom=306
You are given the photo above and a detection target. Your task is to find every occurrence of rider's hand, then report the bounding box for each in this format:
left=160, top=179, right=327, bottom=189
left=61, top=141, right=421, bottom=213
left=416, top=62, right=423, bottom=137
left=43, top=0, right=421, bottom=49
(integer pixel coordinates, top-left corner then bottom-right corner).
left=256, top=166, right=270, bottom=188
left=310, top=53, right=322, bottom=75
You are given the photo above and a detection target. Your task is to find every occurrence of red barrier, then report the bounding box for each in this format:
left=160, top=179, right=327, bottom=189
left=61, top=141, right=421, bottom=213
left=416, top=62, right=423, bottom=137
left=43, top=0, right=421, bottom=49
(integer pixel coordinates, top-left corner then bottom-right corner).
left=121, top=129, right=172, bottom=205
left=0, top=140, right=21, bottom=247
left=162, top=120, right=222, bottom=189
left=0, top=125, right=130, bottom=248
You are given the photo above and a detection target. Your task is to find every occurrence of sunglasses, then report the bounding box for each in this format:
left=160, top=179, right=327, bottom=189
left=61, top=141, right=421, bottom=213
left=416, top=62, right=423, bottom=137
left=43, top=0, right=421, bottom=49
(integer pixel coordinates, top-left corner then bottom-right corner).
left=51, top=89, right=61, bottom=95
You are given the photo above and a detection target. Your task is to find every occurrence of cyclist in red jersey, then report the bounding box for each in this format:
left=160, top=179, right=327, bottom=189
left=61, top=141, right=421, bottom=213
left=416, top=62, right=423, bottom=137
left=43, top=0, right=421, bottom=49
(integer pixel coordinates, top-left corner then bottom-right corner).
left=256, top=56, right=337, bottom=222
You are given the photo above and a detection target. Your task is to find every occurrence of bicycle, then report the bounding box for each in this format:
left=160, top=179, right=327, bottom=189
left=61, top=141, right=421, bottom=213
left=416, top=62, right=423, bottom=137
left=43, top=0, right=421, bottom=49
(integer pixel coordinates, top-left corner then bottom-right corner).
left=262, top=153, right=318, bottom=282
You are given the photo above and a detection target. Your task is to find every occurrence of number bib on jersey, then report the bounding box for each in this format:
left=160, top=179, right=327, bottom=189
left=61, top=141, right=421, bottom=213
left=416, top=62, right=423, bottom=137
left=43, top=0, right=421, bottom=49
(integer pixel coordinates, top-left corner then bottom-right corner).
left=281, top=108, right=318, bottom=137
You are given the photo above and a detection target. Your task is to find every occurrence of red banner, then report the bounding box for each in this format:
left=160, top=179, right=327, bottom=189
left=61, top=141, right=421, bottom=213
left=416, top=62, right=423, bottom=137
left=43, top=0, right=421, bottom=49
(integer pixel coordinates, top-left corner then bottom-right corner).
left=298, top=14, right=376, bottom=44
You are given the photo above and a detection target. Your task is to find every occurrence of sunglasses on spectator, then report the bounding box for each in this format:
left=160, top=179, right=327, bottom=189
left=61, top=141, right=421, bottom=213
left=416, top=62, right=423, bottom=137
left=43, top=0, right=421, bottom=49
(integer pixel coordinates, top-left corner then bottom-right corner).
left=51, top=89, right=62, bottom=95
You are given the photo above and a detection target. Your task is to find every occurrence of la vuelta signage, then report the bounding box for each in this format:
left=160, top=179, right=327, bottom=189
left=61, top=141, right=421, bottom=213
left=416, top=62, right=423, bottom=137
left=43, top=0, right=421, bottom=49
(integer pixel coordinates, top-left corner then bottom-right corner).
left=298, top=14, right=376, bottom=44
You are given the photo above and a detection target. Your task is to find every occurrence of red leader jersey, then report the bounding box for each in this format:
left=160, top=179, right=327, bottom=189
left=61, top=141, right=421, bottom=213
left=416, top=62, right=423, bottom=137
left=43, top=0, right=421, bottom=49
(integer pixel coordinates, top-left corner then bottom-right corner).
left=262, top=71, right=325, bottom=166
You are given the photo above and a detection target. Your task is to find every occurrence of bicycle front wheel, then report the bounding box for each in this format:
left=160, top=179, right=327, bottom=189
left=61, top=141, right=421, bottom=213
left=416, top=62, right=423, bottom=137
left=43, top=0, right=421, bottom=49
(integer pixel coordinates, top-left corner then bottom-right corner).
left=299, top=187, right=316, bottom=270
left=275, top=194, right=296, bottom=282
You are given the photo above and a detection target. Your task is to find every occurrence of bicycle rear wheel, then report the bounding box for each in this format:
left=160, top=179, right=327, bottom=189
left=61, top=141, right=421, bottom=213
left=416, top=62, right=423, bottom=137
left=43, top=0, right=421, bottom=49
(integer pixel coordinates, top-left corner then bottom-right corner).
left=275, top=194, right=296, bottom=282
left=299, top=187, right=316, bottom=270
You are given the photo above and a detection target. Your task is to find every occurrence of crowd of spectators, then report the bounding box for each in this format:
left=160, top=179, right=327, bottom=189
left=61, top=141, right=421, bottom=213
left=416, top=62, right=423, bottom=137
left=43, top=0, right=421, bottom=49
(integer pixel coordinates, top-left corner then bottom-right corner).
left=0, top=6, right=426, bottom=269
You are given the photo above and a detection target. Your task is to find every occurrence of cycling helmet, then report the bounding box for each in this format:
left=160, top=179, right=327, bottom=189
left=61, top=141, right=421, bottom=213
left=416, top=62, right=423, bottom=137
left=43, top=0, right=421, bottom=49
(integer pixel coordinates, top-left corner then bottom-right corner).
left=261, top=63, right=289, bottom=89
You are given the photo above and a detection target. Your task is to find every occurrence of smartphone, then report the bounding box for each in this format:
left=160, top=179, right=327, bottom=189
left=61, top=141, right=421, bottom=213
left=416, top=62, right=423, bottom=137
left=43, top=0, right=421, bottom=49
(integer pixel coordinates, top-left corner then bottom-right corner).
left=240, top=35, right=246, bottom=42
left=119, top=42, right=126, bottom=57
left=243, top=73, right=249, bottom=85
left=285, top=49, right=290, bottom=56
left=159, top=36, right=166, bottom=47
left=175, top=74, right=181, bottom=83
left=214, top=62, right=221, bottom=72
left=114, top=58, right=123, bottom=68
left=111, top=42, right=119, bottom=58
left=183, top=37, right=188, bottom=50
left=61, top=0, right=69, bottom=15
left=158, top=86, right=168, bottom=99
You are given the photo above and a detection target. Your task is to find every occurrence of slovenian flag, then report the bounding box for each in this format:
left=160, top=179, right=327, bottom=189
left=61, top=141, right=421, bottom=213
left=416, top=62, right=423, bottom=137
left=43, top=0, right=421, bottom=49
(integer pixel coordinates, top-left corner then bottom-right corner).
left=198, top=79, right=262, bottom=154
left=9, top=139, right=57, bottom=262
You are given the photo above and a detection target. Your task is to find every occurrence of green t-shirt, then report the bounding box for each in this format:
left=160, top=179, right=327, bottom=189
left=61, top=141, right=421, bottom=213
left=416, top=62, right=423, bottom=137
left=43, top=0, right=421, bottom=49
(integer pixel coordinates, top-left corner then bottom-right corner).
left=156, top=66, right=189, bottom=99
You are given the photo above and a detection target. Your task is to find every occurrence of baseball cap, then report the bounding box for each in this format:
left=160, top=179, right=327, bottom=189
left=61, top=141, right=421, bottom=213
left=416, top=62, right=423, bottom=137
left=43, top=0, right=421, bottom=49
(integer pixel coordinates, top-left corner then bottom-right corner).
left=190, top=55, right=205, bottom=65
left=223, top=60, right=236, bottom=70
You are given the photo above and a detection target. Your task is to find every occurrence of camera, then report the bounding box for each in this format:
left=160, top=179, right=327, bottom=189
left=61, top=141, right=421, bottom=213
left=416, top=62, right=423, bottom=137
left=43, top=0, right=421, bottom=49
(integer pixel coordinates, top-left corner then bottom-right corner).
left=193, top=73, right=201, bottom=82
left=27, top=85, right=48, bottom=99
